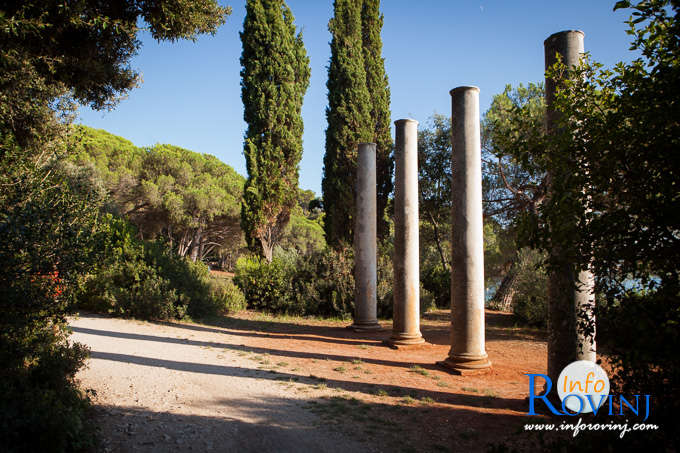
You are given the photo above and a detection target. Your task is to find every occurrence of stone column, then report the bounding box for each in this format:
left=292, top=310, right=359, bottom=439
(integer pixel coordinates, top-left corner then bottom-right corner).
left=440, top=86, right=491, bottom=373
left=544, top=31, right=596, bottom=384
left=351, top=143, right=381, bottom=331
left=389, top=119, right=424, bottom=346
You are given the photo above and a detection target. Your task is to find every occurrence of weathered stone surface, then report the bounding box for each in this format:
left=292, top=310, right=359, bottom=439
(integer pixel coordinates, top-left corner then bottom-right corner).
left=441, top=87, right=491, bottom=373
left=351, top=142, right=381, bottom=332
left=389, top=119, right=424, bottom=345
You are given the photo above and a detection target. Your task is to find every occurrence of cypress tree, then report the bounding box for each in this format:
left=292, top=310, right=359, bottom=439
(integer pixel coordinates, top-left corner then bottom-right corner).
left=361, top=0, right=393, bottom=242
left=240, top=0, right=310, bottom=262
left=322, top=0, right=373, bottom=247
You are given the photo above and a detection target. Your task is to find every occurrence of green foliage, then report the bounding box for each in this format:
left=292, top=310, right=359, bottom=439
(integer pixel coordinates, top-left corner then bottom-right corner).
left=292, top=246, right=357, bottom=318
left=376, top=242, right=395, bottom=318
left=1, top=1, right=231, bottom=451
left=0, top=337, right=94, bottom=453
left=0, top=139, right=100, bottom=452
left=510, top=248, right=549, bottom=327
left=361, top=0, right=393, bottom=241
left=240, top=0, right=310, bottom=262
left=78, top=214, right=244, bottom=320
left=599, top=288, right=679, bottom=449
left=0, top=0, right=229, bottom=114
left=322, top=0, right=373, bottom=247
left=421, top=264, right=450, bottom=309
left=234, top=254, right=303, bottom=315
left=418, top=114, right=452, bottom=272
left=481, top=83, right=546, bottom=224
left=71, top=126, right=245, bottom=266
left=208, top=276, right=247, bottom=314
left=234, top=243, right=400, bottom=319
left=543, top=2, right=679, bottom=446
left=278, top=208, right=327, bottom=256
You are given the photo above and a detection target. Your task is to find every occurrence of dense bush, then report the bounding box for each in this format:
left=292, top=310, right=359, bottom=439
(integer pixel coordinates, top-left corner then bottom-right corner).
left=77, top=214, right=244, bottom=320
left=599, top=288, right=680, bottom=449
left=208, top=276, right=247, bottom=314
left=421, top=264, right=450, bottom=309
left=510, top=248, right=548, bottom=327
left=1, top=144, right=98, bottom=452
left=234, top=244, right=430, bottom=319
left=234, top=253, right=302, bottom=315
left=293, top=246, right=356, bottom=318
left=0, top=335, right=94, bottom=453
left=234, top=247, right=355, bottom=317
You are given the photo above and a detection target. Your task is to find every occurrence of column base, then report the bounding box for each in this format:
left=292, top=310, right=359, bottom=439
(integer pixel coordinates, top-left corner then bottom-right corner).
left=438, top=354, right=492, bottom=375
left=347, top=321, right=383, bottom=332
left=386, top=332, right=425, bottom=347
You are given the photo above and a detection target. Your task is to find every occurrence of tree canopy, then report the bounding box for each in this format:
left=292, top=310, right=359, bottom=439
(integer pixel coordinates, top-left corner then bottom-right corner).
left=240, top=0, right=310, bottom=262
left=71, top=126, right=245, bottom=264
left=322, top=0, right=373, bottom=248
left=361, top=0, right=393, bottom=241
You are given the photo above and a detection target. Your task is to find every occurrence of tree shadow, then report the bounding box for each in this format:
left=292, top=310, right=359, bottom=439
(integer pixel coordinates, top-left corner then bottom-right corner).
left=90, top=394, right=532, bottom=453
left=88, top=350, right=525, bottom=411
left=153, top=316, right=387, bottom=348
left=143, top=308, right=546, bottom=349
left=90, top=398, right=365, bottom=453
left=76, top=325, right=454, bottom=373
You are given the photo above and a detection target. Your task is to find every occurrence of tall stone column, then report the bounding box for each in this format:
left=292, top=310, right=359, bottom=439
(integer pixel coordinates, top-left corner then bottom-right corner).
left=351, top=142, right=381, bottom=331
left=440, top=86, right=491, bottom=373
left=389, top=119, right=424, bottom=345
left=544, top=31, right=596, bottom=385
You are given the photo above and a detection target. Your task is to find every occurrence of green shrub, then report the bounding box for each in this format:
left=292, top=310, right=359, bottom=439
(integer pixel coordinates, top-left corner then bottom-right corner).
left=1, top=145, right=98, bottom=452
left=599, top=288, right=680, bottom=449
left=376, top=244, right=394, bottom=318
left=234, top=247, right=356, bottom=318
left=208, top=276, right=246, bottom=314
left=511, top=248, right=548, bottom=327
left=420, top=285, right=436, bottom=314
left=78, top=214, right=244, bottom=320
left=292, top=246, right=355, bottom=318
left=421, top=263, right=450, bottom=308
left=234, top=254, right=302, bottom=314
left=0, top=336, right=95, bottom=453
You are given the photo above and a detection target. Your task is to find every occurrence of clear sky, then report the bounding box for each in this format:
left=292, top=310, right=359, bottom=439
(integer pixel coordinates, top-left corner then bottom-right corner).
left=78, top=1, right=637, bottom=195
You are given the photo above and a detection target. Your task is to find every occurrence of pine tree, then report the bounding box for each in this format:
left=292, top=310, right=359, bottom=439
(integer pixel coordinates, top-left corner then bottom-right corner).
left=240, top=0, right=310, bottom=262
left=322, top=0, right=373, bottom=248
left=361, top=0, right=393, bottom=241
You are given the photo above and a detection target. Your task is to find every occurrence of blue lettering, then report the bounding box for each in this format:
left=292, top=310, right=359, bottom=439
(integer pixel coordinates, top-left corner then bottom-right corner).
left=619, top=395, right=640, bottom=417
left=644, top=395, right=651, bottom=421
left=585, top=394, right=608, bottom=416
left=525, top=374, right=562, bottom=416
left=562, top=394, right=584, bottom=416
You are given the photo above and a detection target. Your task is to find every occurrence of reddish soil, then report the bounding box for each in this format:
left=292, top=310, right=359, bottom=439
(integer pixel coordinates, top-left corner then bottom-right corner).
left=194, top=309, right=548, bottom=451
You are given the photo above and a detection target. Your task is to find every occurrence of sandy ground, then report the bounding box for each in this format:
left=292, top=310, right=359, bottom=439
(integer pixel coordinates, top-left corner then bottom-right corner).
left=71, top=310, right=547, bottom=452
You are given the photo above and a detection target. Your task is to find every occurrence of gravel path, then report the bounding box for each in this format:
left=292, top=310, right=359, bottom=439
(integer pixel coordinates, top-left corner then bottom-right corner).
left=70, top=314, right=372, bottom=453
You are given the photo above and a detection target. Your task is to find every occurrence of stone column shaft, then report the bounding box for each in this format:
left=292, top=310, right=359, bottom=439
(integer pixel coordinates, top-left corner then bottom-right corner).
left=544, top=30, right=596, bottom=383
left=441, top=86, right=491, bottom=372
left=352, top=143, right=380, bottom=331
left=389, top=119, right=424, bottom=345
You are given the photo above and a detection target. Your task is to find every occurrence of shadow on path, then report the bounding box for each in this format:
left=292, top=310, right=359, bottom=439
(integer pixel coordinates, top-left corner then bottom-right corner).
left=88, top=350, right=525, bottom=412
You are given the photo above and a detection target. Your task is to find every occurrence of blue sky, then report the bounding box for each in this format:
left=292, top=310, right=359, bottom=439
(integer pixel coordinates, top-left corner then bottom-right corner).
left=78, top=1, right=637, bottom=195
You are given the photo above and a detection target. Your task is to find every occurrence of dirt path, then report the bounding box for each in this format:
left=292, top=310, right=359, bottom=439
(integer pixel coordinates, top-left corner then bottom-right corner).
left=71, top=310, right=547, bottom=452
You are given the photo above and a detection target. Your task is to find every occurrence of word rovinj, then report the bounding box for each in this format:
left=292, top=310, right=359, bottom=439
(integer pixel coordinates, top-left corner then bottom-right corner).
left=526, top=360, right=652, bottom=420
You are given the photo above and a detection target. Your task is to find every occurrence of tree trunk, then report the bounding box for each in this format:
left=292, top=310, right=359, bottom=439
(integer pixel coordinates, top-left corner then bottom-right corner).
left=427, top=211, right=449, bottom=270
left=261, top=237, right=273, bottom=263
left=490, top=265, right=518, bottom=312
left=189, top=227, right=203, bottom=262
